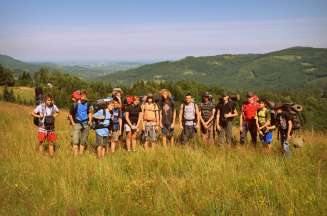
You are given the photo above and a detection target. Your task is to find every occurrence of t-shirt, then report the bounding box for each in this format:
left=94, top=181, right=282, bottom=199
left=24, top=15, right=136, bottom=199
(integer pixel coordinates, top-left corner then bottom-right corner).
left=217, top=101, right=236, bottom=126
left=125, top=104, right=142, bottom=124
left=242, top=102, right=260, bottom=121
left=276, top=111, right=292, bottom=130
left=183, top=102, right=196, bottom=126
left=199, top=102, right=215, bottom=121
left=70, top=101, right=91, bottom=123
left=34, top=104, right=59, bottom=132
left=160, top=100, right=175, bottom=126
left=112, top=108, right=122, bottom=131
left=256, top=108, right=271, bottom=126
left=93, top=109, right=111, bottom=137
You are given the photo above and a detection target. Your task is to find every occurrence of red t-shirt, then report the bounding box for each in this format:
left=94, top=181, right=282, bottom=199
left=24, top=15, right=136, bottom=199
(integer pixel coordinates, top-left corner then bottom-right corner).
left=242, top=102, right=260, bottom=121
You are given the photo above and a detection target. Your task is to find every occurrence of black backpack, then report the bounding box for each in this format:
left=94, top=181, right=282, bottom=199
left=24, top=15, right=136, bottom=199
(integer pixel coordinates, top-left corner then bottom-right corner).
left=33, top=104, right=55, bottom=130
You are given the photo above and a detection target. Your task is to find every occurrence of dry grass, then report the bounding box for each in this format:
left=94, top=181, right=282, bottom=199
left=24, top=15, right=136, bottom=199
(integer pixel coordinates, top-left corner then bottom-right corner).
left=0, top=101, right=326, bottom=215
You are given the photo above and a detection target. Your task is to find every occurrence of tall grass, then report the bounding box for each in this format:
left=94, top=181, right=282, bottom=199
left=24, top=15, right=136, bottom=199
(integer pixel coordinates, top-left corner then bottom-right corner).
left=0, top=101, right=326, bottom=215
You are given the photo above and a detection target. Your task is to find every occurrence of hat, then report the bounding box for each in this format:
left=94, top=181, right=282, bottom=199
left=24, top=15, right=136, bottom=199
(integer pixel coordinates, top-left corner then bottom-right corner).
left=147, top=93, right=153, bottom=98
left=112, top=88, right=123, bottom=95
left=202, top=92, right=210, bottom=97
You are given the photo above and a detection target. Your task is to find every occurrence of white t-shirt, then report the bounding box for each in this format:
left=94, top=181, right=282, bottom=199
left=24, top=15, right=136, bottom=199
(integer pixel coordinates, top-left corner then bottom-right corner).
left=34, top=103, right=59, bottom=131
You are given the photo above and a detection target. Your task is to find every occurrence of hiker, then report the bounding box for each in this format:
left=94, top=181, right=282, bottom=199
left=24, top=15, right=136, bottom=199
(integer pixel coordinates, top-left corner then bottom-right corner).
left=179, top=93, right=200, bottom=144
left=199, top=92, right=216, bottom=144
left=142, top=94, right=160, bottom=150
left=256, top=100, right=275, bottom=151
left=216, top=93, right=238, bottom=147
left=125, top=96, right=142, bottom=152
left=93, top=101, right=114, bottom=159
left=240, top=92, right=260, bottom=146
left=159, top=89, right=176, bottom=147
left=274, top=104, right=293, bottom=157
left=110, top=98, right=123, bottom=153
left=31, top=94, right=59, bottom=157
left=68, top=90, right=93, bottom=156
left=112, top=88, right=123, bottom=105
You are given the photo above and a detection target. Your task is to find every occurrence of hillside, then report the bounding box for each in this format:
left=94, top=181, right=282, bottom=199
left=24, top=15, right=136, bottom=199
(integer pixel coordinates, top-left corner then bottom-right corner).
left=0, top=54, right=40, bottom=72
left=100, top=47, right=327, bottom=90
left=0, top=54, right=143, bottom=79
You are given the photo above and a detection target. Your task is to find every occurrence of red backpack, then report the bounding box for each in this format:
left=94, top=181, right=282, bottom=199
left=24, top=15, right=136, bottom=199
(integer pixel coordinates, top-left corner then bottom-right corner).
left=242, top=102, right=260, bottom=121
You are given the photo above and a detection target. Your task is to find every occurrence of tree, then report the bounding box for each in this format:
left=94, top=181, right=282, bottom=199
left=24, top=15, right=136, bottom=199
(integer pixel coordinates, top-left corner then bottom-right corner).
left=0, top=64, right=15, bottom=86
left=3, top=85, right=15, bottom=102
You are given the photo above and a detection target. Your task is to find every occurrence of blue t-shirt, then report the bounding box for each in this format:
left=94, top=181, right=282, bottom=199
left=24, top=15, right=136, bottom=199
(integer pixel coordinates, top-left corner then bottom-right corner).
left=112, top=108, right=122, bottom=131
left=94, top=109, right=111, bottom=137
left=75, top=102, right=89, bottom=122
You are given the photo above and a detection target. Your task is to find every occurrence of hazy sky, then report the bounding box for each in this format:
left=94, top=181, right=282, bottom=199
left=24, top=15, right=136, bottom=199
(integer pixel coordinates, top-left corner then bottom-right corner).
left=1, top=0, right=327, bottom=62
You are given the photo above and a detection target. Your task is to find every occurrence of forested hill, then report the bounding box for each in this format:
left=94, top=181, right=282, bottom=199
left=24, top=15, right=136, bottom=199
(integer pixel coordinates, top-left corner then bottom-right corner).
left=0, top=54, right=40, bottom=72
left=99, top=47, right=327, bottom=90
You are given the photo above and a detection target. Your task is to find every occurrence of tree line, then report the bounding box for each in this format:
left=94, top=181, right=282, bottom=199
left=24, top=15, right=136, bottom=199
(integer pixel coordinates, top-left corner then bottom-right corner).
left=1, top=64, right=327, bottom=130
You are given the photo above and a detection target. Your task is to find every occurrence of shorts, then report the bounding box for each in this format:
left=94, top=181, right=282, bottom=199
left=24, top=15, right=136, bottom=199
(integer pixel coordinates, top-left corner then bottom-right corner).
left=144, top=123, right=157, bottom=142
left=111, top=131, right=120, bottom=142
left=161, top=127, right=174, bottom=138
left=72, top=123, right=90, bottom=146
left=96, top=134, right=109, bottom=146
left=38, top=131, right=57, bottom=143
left=261, top=131, right=273, bottom=144
left=125, top=123, right=137, bottom=133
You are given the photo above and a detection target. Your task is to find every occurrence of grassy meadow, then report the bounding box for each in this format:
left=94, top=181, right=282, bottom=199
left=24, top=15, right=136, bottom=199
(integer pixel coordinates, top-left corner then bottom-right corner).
left=0, top=101, right=326, bottom=215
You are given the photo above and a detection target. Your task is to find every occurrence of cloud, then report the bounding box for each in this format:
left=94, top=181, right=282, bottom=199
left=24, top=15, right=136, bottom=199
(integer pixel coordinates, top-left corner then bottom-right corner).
left=0, top=18, right=327, bottom=61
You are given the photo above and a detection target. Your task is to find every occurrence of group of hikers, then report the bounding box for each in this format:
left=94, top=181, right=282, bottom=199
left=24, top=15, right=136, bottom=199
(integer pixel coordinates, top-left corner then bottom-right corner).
left=31, top=87, right=303, bottom=158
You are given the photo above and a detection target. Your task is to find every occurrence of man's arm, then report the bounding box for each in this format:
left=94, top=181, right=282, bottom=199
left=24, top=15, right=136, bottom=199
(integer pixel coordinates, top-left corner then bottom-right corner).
left=179, top=104, right=184, bottom=129
left=172, top=108, right=176, bottom=128
left=195, top=104, right=200, bottom=127
left=287, top=120, right=293, bottom=141
left=216, top=109, right=221, bottom=130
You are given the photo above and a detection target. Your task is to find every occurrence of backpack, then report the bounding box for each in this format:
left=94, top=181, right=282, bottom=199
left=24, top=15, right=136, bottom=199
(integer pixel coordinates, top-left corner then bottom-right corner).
left=283, top=103, right=302, bottom=130
left=91, top=109, right=111, bottom=130
left=33, top=104, right=55, bottom=130
left=142, top=103, right=159, bottom=120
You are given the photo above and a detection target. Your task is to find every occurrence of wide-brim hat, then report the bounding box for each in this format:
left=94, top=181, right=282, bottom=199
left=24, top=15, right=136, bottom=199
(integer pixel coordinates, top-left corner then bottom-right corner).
left=202, top=92, right=210, bottom=97
left=112, top=88, right=123, bottom=95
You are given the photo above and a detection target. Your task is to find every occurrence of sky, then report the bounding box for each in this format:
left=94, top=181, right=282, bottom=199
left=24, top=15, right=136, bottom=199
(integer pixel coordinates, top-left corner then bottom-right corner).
left=0, top=0, right=327, bottom=62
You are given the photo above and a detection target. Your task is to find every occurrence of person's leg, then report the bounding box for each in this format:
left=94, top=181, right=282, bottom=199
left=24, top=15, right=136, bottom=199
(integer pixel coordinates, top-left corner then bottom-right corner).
left=218, top=126, right=225, bottom=147
left=72, top=124, right=81, bottom=156
left=111, top=140, right=116, bottom=153
left=79, top=124, right=89, bottom=154
left=200, top=124, right=207, bottom=144
left=47, top=132, right=57, bottom=157
left=208, top=124, right=214, bottom=145
left=131, top=132, right=137, bottom=151
left=169, top=129, right=175, bottom=146
left=249, top=120, right=258, bottom=147
left=280, top=130, right=291, bottom=157
left=126, top=132, right=132, bottom=152
left=37, top=132, right=46, bottom=154
left=240, top=122, right=248, bottom=145
left=226, top=121, right=233, bottom=147
left=150, top=125, right=157, bottom=149
left=102, top=136, right=108, bottom=158
left=144, top=126, right=149, bottom=150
